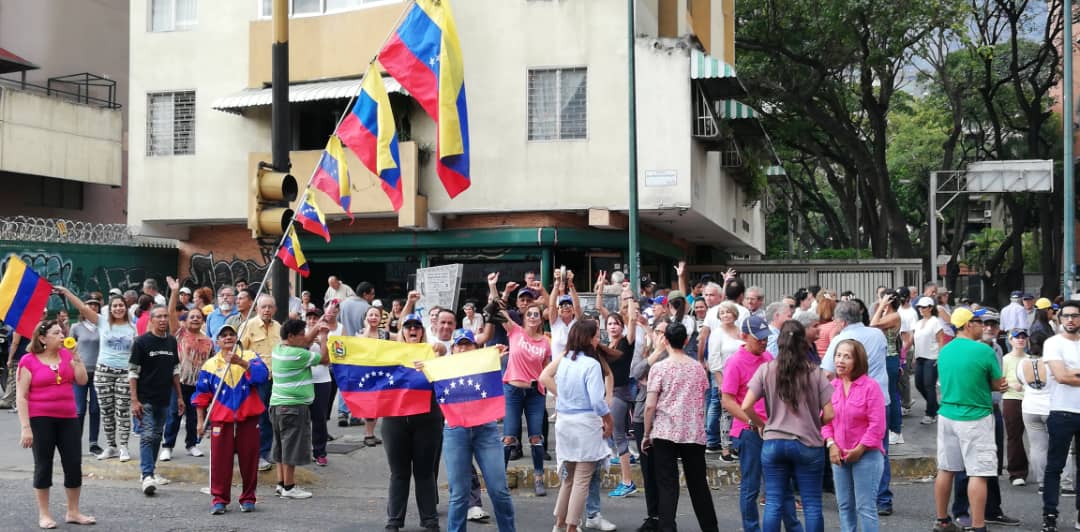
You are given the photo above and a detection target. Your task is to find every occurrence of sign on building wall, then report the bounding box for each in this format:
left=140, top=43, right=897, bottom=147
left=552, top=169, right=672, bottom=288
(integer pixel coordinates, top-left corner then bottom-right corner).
left=415, top=264, right=464, bottom=326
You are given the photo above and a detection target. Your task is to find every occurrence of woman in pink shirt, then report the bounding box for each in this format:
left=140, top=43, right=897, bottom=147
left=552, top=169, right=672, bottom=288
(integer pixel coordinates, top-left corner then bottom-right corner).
left=821, top=339, right=886, bottom=532
left=17, top=319, right=95, bottom=529
left=498, top=301, right=552, bottom=496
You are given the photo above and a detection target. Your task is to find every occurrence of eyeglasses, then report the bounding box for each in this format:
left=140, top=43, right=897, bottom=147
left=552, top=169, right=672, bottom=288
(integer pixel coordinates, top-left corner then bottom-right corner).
left=525, top=312, right=542, bottom=318
left=1060, top=313, right=1080, bottom=320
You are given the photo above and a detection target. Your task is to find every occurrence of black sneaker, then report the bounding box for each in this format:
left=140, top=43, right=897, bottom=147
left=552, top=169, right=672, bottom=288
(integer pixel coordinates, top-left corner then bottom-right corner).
left=877, top=507, right=893, bottom=516
left=637, top=516, right=659, bottom=532
left=932, top=518, right=960, bottom=532
left=1042, top=514, right=1058, bottom=532
left=987, top=514, right=1021, bottom=526
left=508, top=447, right=523, bottom=461
left=705, top=446, right=723, bottom=454
left=1063, top=487, right=1077, bottom=497
left=337, top=415, right=349, bottom=427
left=89, top=443, right=104, bottom=456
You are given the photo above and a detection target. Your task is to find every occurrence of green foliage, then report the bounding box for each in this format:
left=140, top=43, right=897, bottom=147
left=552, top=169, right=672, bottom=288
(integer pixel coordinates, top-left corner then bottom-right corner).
left=963, top=228, right=1043, bottom=273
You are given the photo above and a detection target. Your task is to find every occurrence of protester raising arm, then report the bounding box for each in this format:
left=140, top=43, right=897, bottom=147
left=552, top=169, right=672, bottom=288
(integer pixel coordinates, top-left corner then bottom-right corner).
left=55, top=286, right=100, bottom=324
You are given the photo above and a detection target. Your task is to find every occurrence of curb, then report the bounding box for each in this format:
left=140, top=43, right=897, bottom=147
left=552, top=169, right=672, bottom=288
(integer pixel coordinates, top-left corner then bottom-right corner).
left=83, top=460, right=320, bottom=485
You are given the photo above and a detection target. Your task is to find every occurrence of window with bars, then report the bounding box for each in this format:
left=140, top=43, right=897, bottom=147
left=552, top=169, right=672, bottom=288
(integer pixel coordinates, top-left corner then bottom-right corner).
left=527, top=68, right=587, bottom=141
left=259, top=0, right=399, bottom=17
left=149, top=0, right=196, bottom=32
left=146, top=91, right=196, bottom=156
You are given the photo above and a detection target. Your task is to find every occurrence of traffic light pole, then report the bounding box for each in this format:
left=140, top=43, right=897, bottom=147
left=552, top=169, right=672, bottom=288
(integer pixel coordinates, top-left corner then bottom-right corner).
left=270, top=0, right=291, bottom=322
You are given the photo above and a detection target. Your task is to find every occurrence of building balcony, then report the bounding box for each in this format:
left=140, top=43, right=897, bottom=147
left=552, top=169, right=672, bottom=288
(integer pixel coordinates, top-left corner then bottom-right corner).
left=0, top=83, right=122, bottom=186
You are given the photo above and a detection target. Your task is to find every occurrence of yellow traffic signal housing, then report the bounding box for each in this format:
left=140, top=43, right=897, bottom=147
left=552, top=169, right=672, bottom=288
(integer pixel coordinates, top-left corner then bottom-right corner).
left=249, top=165, right=298, bottom=237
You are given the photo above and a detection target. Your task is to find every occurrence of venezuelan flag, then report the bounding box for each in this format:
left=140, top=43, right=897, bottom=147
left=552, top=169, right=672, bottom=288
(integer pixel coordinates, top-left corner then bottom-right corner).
left=311, top=135, right=353, bottom=219
left=276, top=227, right=310, bottom=278
left=0, top=255, right=53, bottom=337
left=295, top=190, right=330, bottom=243
left=379, top=0, right=470, bottom=198
left=329, top=336, right=435, bottom=418
left=190, top=351, right=269, bottom=423
left=337, top=63, right=404, bottom=211
left=422, top=347, right=504, bottom=428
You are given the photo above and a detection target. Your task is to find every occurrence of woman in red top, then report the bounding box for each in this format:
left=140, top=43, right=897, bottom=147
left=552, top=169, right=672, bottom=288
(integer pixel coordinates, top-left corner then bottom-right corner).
left=17, top=319, right=95, bottom=529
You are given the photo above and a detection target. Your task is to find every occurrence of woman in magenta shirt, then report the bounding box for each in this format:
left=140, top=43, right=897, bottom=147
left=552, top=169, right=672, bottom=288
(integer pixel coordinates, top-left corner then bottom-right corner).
left=498, top=301, right=552, bottom=496
left=821, top=339, right=886, bottom=532
left=17, top=319, right=95, bottom=529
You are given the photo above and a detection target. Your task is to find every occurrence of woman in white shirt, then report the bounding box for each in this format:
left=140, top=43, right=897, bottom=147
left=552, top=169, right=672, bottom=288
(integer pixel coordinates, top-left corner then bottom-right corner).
left=912, top=297, right=945, bottom=425
left=1018, top=330, right=1076, bottom=492
left=708, top=301, right=743, bottom=461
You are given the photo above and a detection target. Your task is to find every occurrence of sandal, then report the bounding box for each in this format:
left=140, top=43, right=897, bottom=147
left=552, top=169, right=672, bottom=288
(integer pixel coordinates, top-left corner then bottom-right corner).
left=39, top=517, right=57, bottom=530
left=65, top=514, right=97, bottom=525
left=364, top=436, right=382, bottom=447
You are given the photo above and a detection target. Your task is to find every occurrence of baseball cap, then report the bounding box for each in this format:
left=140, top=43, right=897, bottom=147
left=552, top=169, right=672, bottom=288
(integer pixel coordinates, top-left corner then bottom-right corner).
left=740, top=315, right=772, bottom=341
left=402, top=313, right=424, bottom=326
left=557, top=295, right=574, bottom=306
left=217, top=324, right=238, bottom=336
left=1010, top=328, right=1029, bottom=338
left=1036, top=297, right=1053, bottom=310
left=85, top=297, right=103, bottom=306
left=109, top=288, right=122, bottom=296
left=372, top=299, right=384, bottom=308
left=652, top=295, right=668, bottom=306
left=915, top=296, right=935, bottom=308
left=1010, top=290, right=1023, bottom=299
left=951, top=307, right=987, bottom=328
left=517, top=288, right=538, bottom=299
left=982, top=310, right=1000, bottom=323
left=179, top=287, right=192, bottom=295
left=667, top=290, right=686, bottom=300
left=895, top=287, right=910, bottom=300
left=1023, top=293, right=1035, bottom=300
left=452, top=328, right=476, bottom=345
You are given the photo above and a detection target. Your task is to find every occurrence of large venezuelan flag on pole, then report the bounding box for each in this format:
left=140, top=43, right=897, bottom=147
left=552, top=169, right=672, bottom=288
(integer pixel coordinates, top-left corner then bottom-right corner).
left=0, top=255, right=53, bottom=337
left=421, top=347, right=504, bottom=428
left=379, top=0, right=470, bottom=198
left=311, top=135, right=354, bottom=220
left=336, top=63, right=404, bottom=211
left=329, top=336, right=436, bottom=418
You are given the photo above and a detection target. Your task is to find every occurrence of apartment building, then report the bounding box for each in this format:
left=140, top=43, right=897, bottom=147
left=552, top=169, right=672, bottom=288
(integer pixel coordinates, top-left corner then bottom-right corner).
left=128, top=0, right=769, bottom=298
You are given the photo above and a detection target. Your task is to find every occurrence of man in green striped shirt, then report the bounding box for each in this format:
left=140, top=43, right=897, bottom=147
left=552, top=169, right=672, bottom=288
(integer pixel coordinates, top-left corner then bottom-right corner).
left=270, top=319, right=329, bottom=499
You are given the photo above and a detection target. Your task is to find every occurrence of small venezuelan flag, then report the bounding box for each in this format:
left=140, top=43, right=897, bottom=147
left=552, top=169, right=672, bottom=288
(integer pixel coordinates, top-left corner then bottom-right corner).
left=0, top=255, right=53, bottom=337
left=311, top=135, right=354, bottom=220
left=295, top=190, right=331, bottom=243
left=421, top=347, right=504, bottom=428
left=276, top=227, right=310, bottom=278
left=329, top=336, right=435, bottom=418
left=336, top=63, right=403, bottom=211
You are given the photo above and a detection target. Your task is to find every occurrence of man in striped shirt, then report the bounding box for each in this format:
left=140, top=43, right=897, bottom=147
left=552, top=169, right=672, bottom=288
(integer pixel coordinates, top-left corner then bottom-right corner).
left=269, top=319, right=329, bottom=499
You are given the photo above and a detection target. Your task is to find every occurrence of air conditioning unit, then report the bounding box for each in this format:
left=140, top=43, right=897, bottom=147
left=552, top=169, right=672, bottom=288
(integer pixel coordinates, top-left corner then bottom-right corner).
left=984, top=209, right=993, bottom=219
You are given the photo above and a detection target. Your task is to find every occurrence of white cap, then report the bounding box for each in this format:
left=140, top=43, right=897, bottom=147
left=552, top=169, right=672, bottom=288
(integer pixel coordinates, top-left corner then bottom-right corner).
left=916, top=296, right=935, bottom=307
left=372, top=300, right=384, bottom=308
left=179, top=287, right=192, bottom=294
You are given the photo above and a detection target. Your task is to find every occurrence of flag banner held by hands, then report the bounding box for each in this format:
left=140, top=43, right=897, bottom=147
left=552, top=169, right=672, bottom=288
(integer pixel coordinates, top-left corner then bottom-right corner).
left=379, top=0, right=470, bottom=198
left=421, top=347, right=504, bottom=428
left=295, top=190, right=331, bottom=242
left=276, top=227, right=310, bottom=278
left=336, top=63, right=404, bottom=211
left=330, top=336, right=435, bottom=418
left=311, top=135, right=354, bottom=220
left=0, top=255, right=53, bottom=337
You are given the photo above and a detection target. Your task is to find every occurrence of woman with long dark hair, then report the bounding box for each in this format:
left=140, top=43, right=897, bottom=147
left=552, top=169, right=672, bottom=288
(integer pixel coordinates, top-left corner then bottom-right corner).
left=604, top=307, right=638, bottom=498
left=742, top=320, right=834, bottom=532
left=498, top=300, right=552, bottom=496
left=548, top=320, right=613, bottom=532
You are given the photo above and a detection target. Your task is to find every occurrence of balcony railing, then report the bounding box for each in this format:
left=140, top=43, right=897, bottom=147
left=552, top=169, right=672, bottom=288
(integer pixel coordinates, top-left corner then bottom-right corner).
left=0, top=72, right=120, bottom=109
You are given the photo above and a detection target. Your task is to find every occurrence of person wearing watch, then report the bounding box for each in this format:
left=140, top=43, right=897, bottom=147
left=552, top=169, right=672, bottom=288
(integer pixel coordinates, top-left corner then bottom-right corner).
left=821, top=339, right=886, bottom=532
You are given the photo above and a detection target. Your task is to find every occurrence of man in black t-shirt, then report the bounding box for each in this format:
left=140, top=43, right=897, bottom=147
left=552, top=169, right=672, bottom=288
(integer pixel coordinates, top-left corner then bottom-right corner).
left=129, top=305, right=183, bottom=496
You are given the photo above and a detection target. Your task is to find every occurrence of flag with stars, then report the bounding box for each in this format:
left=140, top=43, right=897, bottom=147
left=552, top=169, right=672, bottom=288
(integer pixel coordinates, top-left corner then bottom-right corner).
left=420, top=347, right=504, bottom=428
left=329, top=336, right=436, bottom=418
left=190, top=350, right=269, bottom=423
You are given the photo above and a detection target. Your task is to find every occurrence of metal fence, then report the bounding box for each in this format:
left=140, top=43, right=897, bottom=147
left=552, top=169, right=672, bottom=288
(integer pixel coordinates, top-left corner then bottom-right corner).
left=687, top=259, right=924, bottom=304
left=0, top=217, right=176, bottom=248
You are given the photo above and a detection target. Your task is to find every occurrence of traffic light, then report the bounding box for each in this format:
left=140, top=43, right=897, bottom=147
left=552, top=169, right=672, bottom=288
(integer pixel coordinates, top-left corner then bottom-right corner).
left=249, top=163, right=298, bottom=237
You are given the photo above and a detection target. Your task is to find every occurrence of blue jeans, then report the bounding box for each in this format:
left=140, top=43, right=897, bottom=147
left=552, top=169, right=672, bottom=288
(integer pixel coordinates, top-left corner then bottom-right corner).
left=762, top=439, right=825, bottom=532
left=886, top=356, right=901, bottom=434
left=164, top=384, right=198, bottom=450
left=587, top=461, right=602, bottom=517
left=833, top=449, right=884, bottom=532
left=502, top=383, right=545, bottom=473
left=138, top=402, right=169, bottom=478
left=1042, top=411, right=1080, bottom=517
left=73, top=374, right=100, bottom=445
left=734, top=430, right=764, bottom=532
left=705, top=377, right=722, bottom=449
left=878, top=410, right=893, bottom=511
left=443, top=422, right=515, bottom=532
left=256, top=381, right=273, bottom=460
left=336, top=389, right=350, bottom=417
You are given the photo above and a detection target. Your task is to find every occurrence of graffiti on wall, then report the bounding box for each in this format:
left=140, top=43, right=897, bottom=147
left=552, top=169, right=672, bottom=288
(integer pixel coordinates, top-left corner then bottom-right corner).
left=0, top=252, right=158, bottom=312
left=184, top=252, right=268, bottom=293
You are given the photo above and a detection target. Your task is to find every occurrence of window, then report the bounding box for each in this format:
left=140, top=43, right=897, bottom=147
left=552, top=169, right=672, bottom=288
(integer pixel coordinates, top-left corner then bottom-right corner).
left=149, top=0, right=196, bottom=31
left=528, top=68, right=587, bottom=141
left=24, top=176, right=83, bottom=210
left=259, top=0, right=398, bottom=17
left=146, top=91, right=196, bottom=156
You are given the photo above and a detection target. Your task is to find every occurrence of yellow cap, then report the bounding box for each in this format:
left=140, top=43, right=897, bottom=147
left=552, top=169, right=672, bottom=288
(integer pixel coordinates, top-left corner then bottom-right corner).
left=1035, top=297, right=1053, bottom=310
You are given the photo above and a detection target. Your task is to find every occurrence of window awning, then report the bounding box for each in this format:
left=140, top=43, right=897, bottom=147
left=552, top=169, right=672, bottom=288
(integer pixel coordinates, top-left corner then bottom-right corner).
left=691, top=49, right=744, bottom=99
left=211, top=77, right=404, bottom=114
left=718, top=99, right=758, bottom=120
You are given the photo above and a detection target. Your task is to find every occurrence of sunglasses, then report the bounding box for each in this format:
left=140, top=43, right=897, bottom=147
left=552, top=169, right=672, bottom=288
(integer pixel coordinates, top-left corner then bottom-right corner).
left=404, top=323, right=423, bottom=330
left=525, top=312, right=542, bottom=318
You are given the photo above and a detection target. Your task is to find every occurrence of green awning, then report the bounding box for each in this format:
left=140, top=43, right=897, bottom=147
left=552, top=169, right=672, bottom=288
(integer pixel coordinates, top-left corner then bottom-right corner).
left=691, top=49, right=737, bottom=79
left=718, top=99, right=759, bottom=120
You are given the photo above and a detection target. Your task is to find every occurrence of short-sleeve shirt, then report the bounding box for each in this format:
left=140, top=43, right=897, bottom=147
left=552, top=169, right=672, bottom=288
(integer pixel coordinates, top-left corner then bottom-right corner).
left=747, top=361, right=833, bottom=447
left=648, top=356, right=709, bottom=444
left=721, top=346, right=773, bottom=438
left=270, top=344, right=322, bottom=406
left=1043, top=335, right=1080, bottom=414
left=913, top=317, right=944, bottom=360
left=938, top=336, right=1002, bottom=421
left=240, top=318, right=281, bottom=374
left=97, top=315, right=135, bottom=369
left=503, top=322, right=551, bottom=386
left=129, top=332, right=180, bottom=406
left=70, top=320, right=100, bottom=369
left=176, top=328, right=214, bottom=387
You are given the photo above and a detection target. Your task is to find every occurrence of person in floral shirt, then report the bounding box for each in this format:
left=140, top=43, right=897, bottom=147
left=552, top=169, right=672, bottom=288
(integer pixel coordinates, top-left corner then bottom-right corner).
left=161, top=277, right=214, bottom=461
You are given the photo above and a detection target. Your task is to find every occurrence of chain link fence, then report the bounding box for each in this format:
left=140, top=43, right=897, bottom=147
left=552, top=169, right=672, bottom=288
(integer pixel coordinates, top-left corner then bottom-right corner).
left=0, top=216, right=177, bottom=248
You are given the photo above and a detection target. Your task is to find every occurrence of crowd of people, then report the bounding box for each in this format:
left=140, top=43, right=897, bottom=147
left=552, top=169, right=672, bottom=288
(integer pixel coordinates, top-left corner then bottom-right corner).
left=6, top=264, right=1080, bottom=532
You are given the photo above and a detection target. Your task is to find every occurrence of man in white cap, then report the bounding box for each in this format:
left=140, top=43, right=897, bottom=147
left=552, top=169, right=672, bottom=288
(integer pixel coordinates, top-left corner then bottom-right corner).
left=178, top=287, right=194, bottom=310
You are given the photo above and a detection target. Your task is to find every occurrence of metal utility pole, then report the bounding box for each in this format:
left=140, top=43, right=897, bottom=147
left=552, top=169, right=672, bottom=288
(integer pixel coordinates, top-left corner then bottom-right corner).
left=1065, top=0, right=1076, bottom=295
left=627, top=0, right=640, bottom=295
left=271, top=0, right=291, bottom=322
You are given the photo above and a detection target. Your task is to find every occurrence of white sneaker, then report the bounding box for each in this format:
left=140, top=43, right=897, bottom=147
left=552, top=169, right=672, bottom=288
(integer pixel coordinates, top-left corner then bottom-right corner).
left=258, top=458, right=272, bottom=471
left=921, top=416, right=937, bottom=425
left=153, top=474, right=170, bottom=485
left=584, top=513, right=617, bottom=531
left=274, top=485, right=283, bottom=497
left=141, top=476, right=157, bottom=496
left=96, top=447, right=119, bottom=460
left=467, top=506, right=490, bottom=521
left=888, top=431, right=904, bottom=445
left=552, top=526, right=566, bottom=532
left=1012, top=477, right=1026, bottom=486
left=280, top=486, right=312, bottom=499
left=901, top=407, right=912, bottom=416
left=118, top=447, right=131, bottom=462
left=158, top=448, right=172, bottom=462
left=1074, top=517, right=1080, bottom=530
left=187, top=446, right=204, bottom=457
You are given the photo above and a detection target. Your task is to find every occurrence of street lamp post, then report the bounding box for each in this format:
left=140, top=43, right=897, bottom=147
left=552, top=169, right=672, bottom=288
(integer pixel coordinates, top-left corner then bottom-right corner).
left=627, top=0, right=640, bottom=295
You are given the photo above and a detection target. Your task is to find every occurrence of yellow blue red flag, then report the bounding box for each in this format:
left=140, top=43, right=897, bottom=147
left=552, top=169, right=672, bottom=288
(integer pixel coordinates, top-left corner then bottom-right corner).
left=295, top=190, right=330, bottom=243
left=0, top=255, right=53, bottom=337
left=275, top=226, right=309, bottom=278
left=421, top=347, right=504, bottom=428
left=311, top=135, right=353, bottom=220
left=336, top=63, right=404, bottom=211
left=329, top=336, right=436, bottom=418
left=379, top=0, right=470, bottom=198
